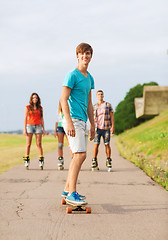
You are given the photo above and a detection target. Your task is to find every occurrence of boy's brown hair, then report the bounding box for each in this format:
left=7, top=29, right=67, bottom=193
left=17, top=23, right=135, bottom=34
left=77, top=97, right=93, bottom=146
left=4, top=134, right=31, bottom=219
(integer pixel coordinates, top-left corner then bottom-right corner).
left=97, top=90, right=104, bottom=94
left=76, top=43, right=93, bottom=56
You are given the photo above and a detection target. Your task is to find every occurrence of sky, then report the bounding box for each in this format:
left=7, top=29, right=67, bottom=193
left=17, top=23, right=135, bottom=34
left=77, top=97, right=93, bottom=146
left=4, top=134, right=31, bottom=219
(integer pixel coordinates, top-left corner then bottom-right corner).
left=0, top=0, right=168, bottom=131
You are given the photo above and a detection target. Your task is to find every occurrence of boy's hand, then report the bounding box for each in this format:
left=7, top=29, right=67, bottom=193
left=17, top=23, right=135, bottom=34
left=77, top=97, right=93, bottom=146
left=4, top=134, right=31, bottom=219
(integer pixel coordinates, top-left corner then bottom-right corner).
left=67, top=121, right=75, bottom=137
left=111, top=126, right=115, bottom=134
left=89, top=125, right=95, bottom=141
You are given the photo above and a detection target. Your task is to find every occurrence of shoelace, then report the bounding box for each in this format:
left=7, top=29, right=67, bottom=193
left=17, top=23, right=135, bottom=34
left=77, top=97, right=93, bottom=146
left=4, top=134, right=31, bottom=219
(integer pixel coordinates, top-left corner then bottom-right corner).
left=72, top=192, right=81, bottom=200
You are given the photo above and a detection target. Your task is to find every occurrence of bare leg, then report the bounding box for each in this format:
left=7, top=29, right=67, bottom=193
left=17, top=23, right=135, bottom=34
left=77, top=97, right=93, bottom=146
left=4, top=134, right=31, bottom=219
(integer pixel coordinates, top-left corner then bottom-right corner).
left=93, top=144, right=99, bottom=158
left=57, top=133, right=64, bottom=157
left=105, top=144, right=111, bottom=158
left=64, top=152, right=86, bottom=193
left=66, top=135, right=73, bottom=158
left=25, top=133, right=33, bottom=155
left=35, top=133, right=43, bottom=156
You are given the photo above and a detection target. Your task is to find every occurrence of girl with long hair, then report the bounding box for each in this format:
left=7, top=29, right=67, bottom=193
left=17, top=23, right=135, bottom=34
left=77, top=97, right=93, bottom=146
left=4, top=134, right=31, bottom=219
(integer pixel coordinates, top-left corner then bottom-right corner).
left=23, top=93, right=45, bottom=170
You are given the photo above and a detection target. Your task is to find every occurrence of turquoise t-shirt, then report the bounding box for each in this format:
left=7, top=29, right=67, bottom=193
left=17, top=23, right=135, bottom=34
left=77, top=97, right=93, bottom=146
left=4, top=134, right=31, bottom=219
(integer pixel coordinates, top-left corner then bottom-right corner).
left=63, top=68, right=94, bottom=122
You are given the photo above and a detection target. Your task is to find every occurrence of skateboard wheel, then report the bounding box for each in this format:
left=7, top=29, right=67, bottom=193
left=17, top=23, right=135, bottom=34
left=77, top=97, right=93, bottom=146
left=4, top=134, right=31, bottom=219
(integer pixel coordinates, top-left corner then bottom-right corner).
left=67, top=207, right=72, bottom=214
left=62, top=198, right=66, bottom=205
left=86, top=207, right=91, bottom=214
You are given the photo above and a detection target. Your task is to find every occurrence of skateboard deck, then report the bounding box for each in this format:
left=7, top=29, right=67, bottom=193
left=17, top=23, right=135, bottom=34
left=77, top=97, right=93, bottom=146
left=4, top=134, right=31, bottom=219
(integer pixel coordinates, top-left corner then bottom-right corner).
left=61, top=198, right=91, bottom=214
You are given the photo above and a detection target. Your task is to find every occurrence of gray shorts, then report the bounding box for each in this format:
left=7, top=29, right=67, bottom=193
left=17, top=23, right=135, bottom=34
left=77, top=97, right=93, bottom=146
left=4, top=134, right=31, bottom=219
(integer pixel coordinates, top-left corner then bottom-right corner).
left=26, top=124, right=43, bottom=134
left=63, top=119, right=89, bottom=153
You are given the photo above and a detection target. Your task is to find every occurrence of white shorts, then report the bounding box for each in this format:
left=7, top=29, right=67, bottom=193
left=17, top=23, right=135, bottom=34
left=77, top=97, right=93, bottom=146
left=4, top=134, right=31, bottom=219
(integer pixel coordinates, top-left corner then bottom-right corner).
left=63, top=119, right=89, bottom=153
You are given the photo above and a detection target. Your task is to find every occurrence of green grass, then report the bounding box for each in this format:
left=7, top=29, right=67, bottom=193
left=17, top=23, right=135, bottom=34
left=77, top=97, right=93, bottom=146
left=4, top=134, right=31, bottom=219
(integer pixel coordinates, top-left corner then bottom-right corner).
left=116, top=110, right=168, bottom=190
left=0, top=134, right=68, bottom=174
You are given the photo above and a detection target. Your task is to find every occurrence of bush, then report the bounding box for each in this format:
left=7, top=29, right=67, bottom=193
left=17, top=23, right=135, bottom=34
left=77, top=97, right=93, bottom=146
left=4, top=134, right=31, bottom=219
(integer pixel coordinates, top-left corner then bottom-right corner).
left=114, top=82, right=158, bottom=134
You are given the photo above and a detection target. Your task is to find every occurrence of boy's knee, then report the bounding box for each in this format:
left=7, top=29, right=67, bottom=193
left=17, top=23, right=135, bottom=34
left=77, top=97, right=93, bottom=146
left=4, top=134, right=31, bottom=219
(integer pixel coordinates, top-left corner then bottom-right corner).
left=75, top=152, right=86, bottom=162
left=79, top=152, right=86, bottom=160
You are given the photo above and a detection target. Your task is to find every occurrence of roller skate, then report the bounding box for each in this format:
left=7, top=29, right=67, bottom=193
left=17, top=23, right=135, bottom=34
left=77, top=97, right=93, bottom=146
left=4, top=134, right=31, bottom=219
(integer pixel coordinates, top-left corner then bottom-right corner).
left=58, top=157, right=64, bottom=170
left=106, top=158, right=112, bottom=172
left=91, top=158, right=99, bottom=171
left=39, top=156, right=44, bottom=170
left=23, top=156, right=30, bottom=170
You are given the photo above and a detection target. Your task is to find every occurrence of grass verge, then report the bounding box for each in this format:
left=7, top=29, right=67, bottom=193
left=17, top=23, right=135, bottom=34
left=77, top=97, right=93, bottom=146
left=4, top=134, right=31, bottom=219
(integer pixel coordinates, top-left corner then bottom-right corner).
left=115, top=110, right=168, bottom=191
left=0, top=134, right=68, bottom=174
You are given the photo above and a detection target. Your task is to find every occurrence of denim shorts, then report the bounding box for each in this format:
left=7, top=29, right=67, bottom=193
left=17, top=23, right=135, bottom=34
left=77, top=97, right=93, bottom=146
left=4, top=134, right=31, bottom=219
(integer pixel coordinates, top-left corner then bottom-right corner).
left=26, top=124, right=43, bottom=134
left=63, top=119, right=89, bottom=153
left=94, top=128, right=110, bottom=145
left=56, top=127, right=65, bottom=134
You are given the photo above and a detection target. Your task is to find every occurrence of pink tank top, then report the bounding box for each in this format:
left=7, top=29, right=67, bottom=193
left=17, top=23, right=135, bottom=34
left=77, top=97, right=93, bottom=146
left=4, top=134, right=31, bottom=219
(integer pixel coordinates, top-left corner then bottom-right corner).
left=97, top=103, right=105, bottom=129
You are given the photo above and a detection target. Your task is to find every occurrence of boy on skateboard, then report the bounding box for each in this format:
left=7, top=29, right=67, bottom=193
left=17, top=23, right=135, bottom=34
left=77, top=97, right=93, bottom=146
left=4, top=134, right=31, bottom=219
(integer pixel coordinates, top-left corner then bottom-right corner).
left=60, top=43, right=95, bottom=205
left=92, top=90, right=114, bottom=171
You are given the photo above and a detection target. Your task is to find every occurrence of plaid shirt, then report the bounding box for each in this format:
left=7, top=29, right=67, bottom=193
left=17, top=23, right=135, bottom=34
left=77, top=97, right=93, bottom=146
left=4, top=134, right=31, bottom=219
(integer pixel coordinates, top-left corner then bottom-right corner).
left=94, top=102, right=113, bottom=130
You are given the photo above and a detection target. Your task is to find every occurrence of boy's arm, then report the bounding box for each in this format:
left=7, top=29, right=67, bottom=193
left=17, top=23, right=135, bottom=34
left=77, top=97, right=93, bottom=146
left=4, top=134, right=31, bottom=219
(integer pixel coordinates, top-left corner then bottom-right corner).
left=60, top=86, right=75, bottom=137
left=87, top=90, right=95, bottom=141
left=110, top=111, right=115, bottom=134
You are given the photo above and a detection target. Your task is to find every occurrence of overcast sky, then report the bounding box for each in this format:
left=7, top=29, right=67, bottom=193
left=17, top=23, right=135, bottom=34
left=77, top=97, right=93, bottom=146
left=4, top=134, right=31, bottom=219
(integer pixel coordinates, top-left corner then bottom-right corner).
left=0, top=0, right=167, bottom=131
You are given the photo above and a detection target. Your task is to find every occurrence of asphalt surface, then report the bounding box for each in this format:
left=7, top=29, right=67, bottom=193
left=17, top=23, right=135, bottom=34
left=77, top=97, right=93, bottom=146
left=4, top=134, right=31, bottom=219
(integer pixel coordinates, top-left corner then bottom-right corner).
left=0, top=137, right=168, bottom=240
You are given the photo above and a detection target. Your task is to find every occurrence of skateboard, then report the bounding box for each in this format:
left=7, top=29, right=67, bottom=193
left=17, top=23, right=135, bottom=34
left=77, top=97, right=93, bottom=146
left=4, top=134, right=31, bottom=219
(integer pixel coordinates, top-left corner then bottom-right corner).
left=61, top=198, right=91, bottom=214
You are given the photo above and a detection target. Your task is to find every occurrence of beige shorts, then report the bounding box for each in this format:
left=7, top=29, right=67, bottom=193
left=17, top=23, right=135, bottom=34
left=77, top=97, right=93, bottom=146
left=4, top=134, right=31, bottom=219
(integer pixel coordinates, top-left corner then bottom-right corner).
left=63, top=119, right=89, bottom=153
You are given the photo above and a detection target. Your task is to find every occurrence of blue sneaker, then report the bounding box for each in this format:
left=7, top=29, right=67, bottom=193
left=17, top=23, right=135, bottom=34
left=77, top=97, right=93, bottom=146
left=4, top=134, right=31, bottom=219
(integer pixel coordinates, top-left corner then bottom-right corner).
left=61, top=190, right=86, bottom=199
left=76, top=192, right=86, bottom=200
left=62, top=190, right=69, bottom=198
left=66, top=192, right=87, bottom=206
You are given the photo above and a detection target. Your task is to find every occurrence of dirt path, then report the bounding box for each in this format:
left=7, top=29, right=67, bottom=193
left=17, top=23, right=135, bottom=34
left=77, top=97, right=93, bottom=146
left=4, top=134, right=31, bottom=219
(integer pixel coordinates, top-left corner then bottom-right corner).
left=0, top=138, right=168, bottom=240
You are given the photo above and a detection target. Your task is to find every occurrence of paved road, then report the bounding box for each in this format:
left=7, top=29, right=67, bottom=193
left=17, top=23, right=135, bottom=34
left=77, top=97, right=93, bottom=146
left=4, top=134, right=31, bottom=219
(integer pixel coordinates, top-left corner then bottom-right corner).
left=0, top=138, right=168, bottom=240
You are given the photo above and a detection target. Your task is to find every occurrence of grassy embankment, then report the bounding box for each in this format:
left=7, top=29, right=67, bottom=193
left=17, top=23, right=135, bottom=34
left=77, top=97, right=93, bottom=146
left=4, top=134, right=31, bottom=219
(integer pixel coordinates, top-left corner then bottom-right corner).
left=0, top=134, right=68, bottom=174
left=116, top=110, right=168, bottom=190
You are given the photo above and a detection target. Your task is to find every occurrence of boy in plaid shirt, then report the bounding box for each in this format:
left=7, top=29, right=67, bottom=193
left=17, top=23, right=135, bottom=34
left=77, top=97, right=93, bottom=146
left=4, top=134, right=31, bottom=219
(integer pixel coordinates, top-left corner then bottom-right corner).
left=92, top=90, right=115, bottom=171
